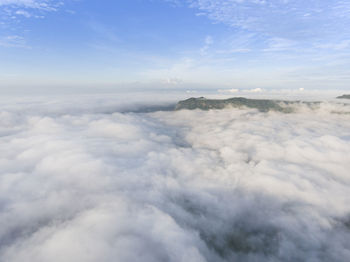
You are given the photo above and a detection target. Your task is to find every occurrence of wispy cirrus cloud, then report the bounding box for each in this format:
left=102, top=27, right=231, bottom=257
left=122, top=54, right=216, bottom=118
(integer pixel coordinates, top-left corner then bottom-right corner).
left=187, top=0, right=350, bottom=38
left=0, top=0, right=61, bottom=10
left=199, top=35, right=213, bottom=56
left=0, top=0, right=64, bottom=22
left=179, top=0, right=350, bottom=55
left=0, top=0, right=65, bottom=48
left=151, top=0, right=350, bottom=87
left=161, top=0, right=350, bottom=59
left=0, top=35, right=28, bottom=48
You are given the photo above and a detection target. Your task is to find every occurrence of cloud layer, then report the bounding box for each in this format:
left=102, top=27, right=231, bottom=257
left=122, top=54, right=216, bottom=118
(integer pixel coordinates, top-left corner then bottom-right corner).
left=0, top=95, right=350, bottom=261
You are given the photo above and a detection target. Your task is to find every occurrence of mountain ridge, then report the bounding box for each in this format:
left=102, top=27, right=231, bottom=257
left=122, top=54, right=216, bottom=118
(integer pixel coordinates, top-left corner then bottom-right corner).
left=175, top=97, right=306, bottom=112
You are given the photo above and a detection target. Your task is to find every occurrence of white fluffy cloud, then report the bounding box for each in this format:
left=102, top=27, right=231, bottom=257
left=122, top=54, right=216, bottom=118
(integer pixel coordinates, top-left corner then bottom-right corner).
left=0, top=95, right=350, bottom=261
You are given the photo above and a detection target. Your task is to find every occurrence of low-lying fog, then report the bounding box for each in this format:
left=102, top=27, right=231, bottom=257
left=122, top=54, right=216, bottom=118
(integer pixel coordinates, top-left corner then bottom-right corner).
left=0, top=93, right=349, bottom=262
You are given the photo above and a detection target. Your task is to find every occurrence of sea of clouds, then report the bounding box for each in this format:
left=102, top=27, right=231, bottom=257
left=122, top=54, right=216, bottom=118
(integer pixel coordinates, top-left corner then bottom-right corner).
left=0, top=94, right=350, bottom=262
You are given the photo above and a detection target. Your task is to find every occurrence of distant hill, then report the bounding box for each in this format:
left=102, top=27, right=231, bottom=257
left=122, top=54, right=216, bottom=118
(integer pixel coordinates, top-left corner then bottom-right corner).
left=337, top=94, right=350, bottom=99
left=175, top=97, right=303, bottom=112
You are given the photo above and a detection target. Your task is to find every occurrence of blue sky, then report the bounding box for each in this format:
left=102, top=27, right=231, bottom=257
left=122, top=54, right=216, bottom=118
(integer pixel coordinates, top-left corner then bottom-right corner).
left=1, top=0, right=350, bottom=92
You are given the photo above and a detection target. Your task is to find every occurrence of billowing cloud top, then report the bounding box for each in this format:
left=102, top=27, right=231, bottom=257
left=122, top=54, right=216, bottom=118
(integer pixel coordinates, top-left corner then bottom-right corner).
left=0, top=95, right=350, bottom=261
